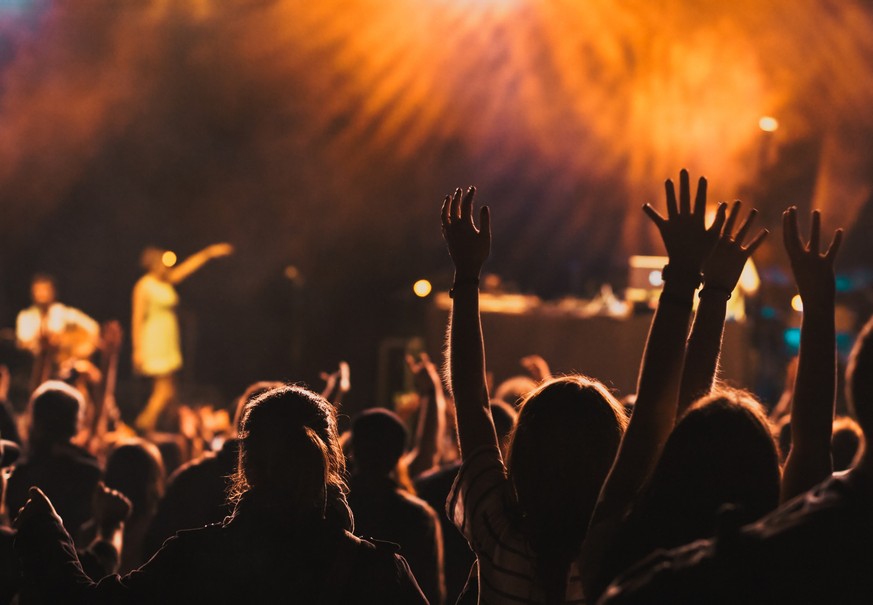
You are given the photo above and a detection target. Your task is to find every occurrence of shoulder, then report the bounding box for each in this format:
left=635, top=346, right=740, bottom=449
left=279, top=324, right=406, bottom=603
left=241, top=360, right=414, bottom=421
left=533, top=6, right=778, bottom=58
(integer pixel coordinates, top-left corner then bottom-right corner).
left=341, top=532, right=428, bottom=602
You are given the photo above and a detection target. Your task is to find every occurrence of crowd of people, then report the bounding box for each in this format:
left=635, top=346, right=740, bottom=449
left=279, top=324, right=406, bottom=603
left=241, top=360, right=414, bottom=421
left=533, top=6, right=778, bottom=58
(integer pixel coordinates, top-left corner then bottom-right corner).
left=1, top=169, right=871, bottom=603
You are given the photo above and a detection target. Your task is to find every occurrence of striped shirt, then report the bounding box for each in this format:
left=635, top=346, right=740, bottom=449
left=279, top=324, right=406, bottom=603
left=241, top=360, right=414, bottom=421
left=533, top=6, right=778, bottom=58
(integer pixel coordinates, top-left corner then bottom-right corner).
left=447, top=445, right=587, bottom=604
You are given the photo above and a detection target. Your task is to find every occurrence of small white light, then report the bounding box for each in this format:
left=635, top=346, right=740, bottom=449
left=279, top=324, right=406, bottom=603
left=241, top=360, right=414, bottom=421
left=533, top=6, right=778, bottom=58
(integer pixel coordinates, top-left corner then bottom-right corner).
left=759, top=116, right=779, bottom=132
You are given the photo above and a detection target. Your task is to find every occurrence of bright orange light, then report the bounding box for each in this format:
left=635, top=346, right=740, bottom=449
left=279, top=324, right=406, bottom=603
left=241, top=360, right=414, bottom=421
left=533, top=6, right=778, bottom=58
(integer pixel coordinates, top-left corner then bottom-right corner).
left=413, top=279, right=432, bottom=298
left=791, top=294, right=803, bottom=312
left=161, top=251, right=177, bottom=267
left=759, top=116, right=779, bottom=132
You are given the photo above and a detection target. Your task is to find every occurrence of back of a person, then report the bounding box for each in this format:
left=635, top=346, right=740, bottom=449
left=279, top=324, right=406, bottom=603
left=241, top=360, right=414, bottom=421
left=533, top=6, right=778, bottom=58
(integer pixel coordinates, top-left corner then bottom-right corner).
left=599, top=471, right=873, bottom=605
left=415, top=461, right=472, bottom=603
left=128, top=515, right=421, bottom=604
left=6, top=445, right=101, bottom=540
left=348, top=474, right=442, bottom=602
left=144, top=439, right=238, bottom=557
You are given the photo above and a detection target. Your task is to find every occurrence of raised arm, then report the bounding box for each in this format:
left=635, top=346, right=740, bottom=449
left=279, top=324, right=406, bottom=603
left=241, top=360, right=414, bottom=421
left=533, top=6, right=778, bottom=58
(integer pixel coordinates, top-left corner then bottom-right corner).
left=581, top=171, right=726, bottom=590
left=677, top=202, right=768, bottom=418
left=592, top=171, right=726, bottom=518
left=441, top=186, right=499, bottom=459
left=403, top=352, right=447, bottom=477
left=780, top=207, right=842, bottom=502
left=166, top=243, right=233, bottom=285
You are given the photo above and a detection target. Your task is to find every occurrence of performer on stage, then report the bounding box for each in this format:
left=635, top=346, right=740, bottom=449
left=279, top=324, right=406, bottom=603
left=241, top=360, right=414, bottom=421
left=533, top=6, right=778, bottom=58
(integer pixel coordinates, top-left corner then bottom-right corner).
left=132, top=243, right=233, bottom=432
left=16, top=274, right=100, bottom=389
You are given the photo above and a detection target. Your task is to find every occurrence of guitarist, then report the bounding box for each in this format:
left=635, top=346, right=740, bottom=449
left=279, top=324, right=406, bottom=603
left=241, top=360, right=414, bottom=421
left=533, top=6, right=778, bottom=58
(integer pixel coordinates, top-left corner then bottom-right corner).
left=16, top=274, right=100, bottom=390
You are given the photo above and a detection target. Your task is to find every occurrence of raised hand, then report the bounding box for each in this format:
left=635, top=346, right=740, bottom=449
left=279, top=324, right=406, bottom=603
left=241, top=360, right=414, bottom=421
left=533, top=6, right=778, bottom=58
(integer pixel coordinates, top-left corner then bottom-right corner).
left=783, top=207, right=843, bottom=304
left=93, top=481, right=133, bottom=532
left=702, top=201, right=769, bottom=295
left=406, top=352, right=440, bottom=395
left=643, top=169, right=727, bottom=282
left=441, top=187, right=491, bottom=281
left=14, top=486, right=63, bottom=529
left=207, top=242, right=234, bottom=258
left=520, top=355, right=552, bottom=383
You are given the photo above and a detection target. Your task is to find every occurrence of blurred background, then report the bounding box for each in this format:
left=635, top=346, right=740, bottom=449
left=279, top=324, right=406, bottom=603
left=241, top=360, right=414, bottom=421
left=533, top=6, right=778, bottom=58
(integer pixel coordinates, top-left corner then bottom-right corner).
left=1, top=0, right=873, bottom=415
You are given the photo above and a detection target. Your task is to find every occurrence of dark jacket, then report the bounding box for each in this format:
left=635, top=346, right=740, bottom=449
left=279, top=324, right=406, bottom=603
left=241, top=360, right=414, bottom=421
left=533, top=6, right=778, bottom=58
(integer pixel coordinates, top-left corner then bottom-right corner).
left=15, top=494, right=428, bottom=604
left=6, top=442, right=101, bottom=542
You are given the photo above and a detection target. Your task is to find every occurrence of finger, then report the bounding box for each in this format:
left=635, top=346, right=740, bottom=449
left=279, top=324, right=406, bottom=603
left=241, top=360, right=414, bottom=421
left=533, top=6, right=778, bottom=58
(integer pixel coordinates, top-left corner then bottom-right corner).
left=809, top=210, right=821, bottom=254
left=744, top=228, right=769, bottom=255
left=479, top=205, right=491, bottom=237
left=419, top=352, right=431, bottom=365
left=665, top=179, right=678, bottom=219
left=642, top=203, right=667, bottom=229
left=783, top=207, right=800, bottom=254
left=709, top=202, right=728, bottom=234
left=693, top=176, right=707, bottom=219
left=825, top=228, right=844, bottom=261
left=440, top=195, right=450, bottom=226
left=734, top=208, right=758, bottom=244
left=461, top=186, right=476, bottom=225
left=679, top=169, right=691, bottom=214
left=723, top=201, right=742, bottom=238
left=451, top=188, right=463, bottom=220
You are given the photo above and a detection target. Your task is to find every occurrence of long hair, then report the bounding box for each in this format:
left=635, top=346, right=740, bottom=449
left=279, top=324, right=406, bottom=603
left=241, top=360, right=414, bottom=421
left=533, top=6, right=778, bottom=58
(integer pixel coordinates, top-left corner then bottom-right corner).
left=229, top=385, right=349, bottom=527
left=505, top=376, right=628, bottom=604
left=633, top=388, right=781, bottom=550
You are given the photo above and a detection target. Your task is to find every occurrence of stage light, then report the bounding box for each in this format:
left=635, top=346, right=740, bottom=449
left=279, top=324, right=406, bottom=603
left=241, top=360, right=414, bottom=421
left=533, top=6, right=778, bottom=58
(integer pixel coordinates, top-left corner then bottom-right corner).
left=648, top=270, right=663, bottom=287
left=791, top=294, right=803, bottom=312
left=162, top=251, right=177, bottom=267
left=759, top=116, right=779, bottom=132
left=413, top=279, right=432, bottom=298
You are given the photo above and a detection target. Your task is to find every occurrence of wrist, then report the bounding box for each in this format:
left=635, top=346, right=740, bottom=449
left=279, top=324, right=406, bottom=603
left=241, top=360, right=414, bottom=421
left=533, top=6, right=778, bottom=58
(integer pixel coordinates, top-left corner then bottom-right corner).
left=699, top=285, right=732, bottom=301
left=449, top=274, right=480, bottom=298
left=661, top=263, right=703, bottom=289
left=798, top=295, right=835, bottom=312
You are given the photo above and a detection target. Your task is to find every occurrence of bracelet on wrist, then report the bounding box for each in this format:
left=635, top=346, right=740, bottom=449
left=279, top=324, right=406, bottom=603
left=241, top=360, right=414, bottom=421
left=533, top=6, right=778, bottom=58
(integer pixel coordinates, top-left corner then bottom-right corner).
left=449, top=277, right=480, bottom=298
left=661, top=263, right=704, bottom=288
left=699, top=286, right=732, bottom=301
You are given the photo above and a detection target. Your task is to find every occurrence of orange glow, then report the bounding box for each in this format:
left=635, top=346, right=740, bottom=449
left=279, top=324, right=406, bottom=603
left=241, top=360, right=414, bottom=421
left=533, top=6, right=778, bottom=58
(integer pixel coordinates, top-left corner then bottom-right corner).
left=161, top=251, right=177, bottom=267
left=413, top=279, right=432, bottom=298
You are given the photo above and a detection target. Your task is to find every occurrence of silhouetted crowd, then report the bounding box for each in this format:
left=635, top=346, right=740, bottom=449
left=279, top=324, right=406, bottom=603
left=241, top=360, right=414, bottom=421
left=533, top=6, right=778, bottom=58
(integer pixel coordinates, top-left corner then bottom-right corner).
left=2, top=171, right=872, bottom=603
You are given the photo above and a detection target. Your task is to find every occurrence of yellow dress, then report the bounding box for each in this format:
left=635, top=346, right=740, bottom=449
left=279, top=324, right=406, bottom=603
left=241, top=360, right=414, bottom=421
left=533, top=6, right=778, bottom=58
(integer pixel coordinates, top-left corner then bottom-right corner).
left=134, top=274, right=182, bottom=376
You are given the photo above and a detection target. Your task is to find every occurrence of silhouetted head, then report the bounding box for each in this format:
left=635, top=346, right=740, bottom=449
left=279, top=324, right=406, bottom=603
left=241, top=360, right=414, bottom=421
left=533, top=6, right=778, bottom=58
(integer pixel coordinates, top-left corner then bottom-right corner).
left=847, top=315, right=873, bottom=447
left=231, top=385, right=347, bottom=525
left=506, top=375, right=628, bottom=601
left=232, top=381, right=285, bottom=435
left=140, top=246, right=170, bottom=278
left=28, top=381, right=83, bottom=449
left=30, top=273, right=56, bottom=307
left=351, top=408, right=407, bottom=476
left=636, top=388, right=780, bottom=549
left=832, top=416, right=864, bottom=472
left=105, top=438, right=165, bottom=520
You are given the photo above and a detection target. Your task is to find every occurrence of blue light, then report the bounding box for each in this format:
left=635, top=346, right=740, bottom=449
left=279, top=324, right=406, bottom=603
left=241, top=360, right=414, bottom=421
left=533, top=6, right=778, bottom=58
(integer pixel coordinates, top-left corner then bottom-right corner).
left=760, top=306, right=777, bottom=320
left=835, top=275, right=852, bottom=293
left=783, top=328, right=800, bottom=354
